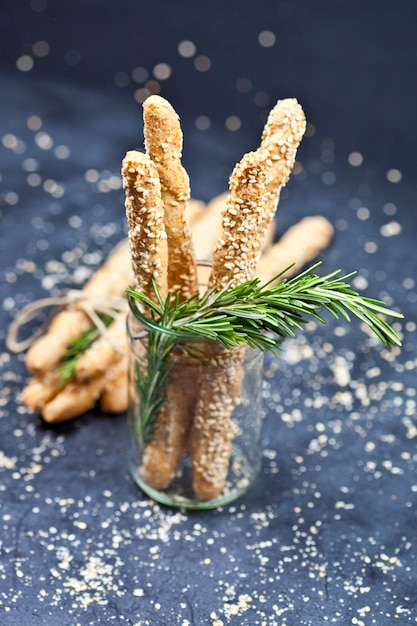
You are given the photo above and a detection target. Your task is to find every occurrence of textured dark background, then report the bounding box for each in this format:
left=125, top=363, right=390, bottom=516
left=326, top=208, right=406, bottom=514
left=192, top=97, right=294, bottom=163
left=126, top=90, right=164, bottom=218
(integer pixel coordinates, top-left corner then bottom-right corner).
left=1, top=1, right=417, bottom=624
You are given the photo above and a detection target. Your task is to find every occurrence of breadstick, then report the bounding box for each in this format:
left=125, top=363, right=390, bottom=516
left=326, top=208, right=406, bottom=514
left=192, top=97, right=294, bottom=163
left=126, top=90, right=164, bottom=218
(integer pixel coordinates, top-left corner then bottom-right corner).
left=41, top=362, right=123, bottom=423
left=42, top=357, right=127, bottom=424
left=192, top=191, right=228, bottom=261
left=189, top=343, right=246, bottom=500
left=22, top=372, right=64, bottom=411
left=123, top=145, right=195, bottom=489
left=99, top=356, right=129, bottom=413
left=209, top=150, right=273, bottom=290
left=189, top=150, right=272, bottom=499
left=190, top=101, right=306, bottom=500
left=25, top=309, right=92, bottom=377
left=25, top=239, right=133, bottom=377
left=192, top=191, right=275, bottom=263
left=140, top=355, right=200, bottom=490
left=256, top=215, right=334, bottom=283
left=258, top=98, right=306, bottom=228
left=186, top=197, right=206, bottom=225
left=122, top=149, right=168, bottom=300
left=143, top=95, right=197, bottom=299
left=75, top=311, right=128, bottom=382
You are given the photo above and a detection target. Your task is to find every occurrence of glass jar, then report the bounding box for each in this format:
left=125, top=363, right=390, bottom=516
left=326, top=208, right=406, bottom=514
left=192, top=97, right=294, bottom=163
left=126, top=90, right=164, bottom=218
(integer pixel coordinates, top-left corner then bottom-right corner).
left=126, top=313, right=264, bottom=509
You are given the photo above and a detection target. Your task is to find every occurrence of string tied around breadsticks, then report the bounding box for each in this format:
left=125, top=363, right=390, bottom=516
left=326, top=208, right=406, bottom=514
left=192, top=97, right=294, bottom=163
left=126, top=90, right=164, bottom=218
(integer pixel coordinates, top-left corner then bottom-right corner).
left=6, top=290, right=129, bottom=354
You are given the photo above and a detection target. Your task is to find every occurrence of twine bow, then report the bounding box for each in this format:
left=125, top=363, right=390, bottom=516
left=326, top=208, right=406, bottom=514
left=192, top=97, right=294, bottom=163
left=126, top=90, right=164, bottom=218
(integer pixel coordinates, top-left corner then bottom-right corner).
left=6, top=290, right=129, bottom=354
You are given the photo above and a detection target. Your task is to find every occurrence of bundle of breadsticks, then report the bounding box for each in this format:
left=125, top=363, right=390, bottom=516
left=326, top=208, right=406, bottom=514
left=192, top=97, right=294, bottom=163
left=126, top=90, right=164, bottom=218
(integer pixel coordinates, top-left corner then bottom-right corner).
left=121, top=95, right=333, bottom=501
left=20, top=96, right=333, bottom=482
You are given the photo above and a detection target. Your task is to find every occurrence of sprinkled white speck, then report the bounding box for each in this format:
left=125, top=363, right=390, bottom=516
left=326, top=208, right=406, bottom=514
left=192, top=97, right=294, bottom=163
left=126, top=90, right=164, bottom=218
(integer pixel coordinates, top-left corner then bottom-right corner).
left=194, top=55, right=211, bottom=72
left=258, top=30, right=276, bottom=47
left=380, top=221, right=402, bottom=237
left=348, top=151, right=364, bottom=166
left=225, top=116, right=241, bottom=132
left=153, top=62, right=172, bottom=80
left=364, top=241, right=378, bottom=254
left=178, top=40, right=196, bottom=57
left=0, top=451, right=17, bottom=469
left=35, top=132, right=54, bottom=150
left=16, top=55, right=34, bottom=71
left=357, top=207, right=370, bottom=220
left=383, top=202, right=397, bottom=215
left=32, top=40, right=50, bottom=57
left=55, top=145, right=70, bottom=159
left=386, top=168, right=402, bottom=183
left=195, top=115, right=211, bottom=131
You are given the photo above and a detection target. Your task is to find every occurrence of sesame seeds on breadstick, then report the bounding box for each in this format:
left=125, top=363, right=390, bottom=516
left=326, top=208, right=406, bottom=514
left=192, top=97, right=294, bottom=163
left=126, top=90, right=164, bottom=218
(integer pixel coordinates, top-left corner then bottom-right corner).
left=210, top=150, right=273, bottom=290
left=143, top=95, right=197, bottom=300
left=259, top=98, right=306, bottom=226
left=122, top=149, right=168, bottom=301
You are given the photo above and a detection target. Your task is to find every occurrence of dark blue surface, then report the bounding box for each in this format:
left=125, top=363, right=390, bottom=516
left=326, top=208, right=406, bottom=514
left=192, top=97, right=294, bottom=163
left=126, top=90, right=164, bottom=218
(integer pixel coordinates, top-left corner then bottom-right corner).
left=1, top=1, right=417, bottom=624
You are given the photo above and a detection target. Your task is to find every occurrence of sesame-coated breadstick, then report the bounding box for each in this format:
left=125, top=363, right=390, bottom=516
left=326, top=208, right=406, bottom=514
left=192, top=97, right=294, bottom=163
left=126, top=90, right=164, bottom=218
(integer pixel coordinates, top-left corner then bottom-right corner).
left=192, top=190, right=275, bottom=263
left=189, top=342, right=246, bottom=500
left=122, top=149, right=168, bottom=300
left=143, top=95, right=197, bottom=300
left=258, top=98, right=306, bottom=228
left=190, top=100, right=306, bottom=500
left=140, top=356, right=200, bottom=490
left=25, top=309, right=92, bottom=377
left=209, top=150, right=273, bottom=290
left=190, top=150, right=272, bottom=499
left=22, top=313, right=128, bottom=415
left=123, top=145, right=197, bottom=490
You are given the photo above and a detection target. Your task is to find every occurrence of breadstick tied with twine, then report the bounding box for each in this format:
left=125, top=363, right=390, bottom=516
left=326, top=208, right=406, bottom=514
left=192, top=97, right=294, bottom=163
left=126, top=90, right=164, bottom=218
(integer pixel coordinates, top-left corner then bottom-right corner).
left=74, top=311, right=128, bottom=382
left=22, top=372, right=65, bottom=412
left=41, top=359, right=126, bottom=423
left=23, top=238, right=133, bottom=378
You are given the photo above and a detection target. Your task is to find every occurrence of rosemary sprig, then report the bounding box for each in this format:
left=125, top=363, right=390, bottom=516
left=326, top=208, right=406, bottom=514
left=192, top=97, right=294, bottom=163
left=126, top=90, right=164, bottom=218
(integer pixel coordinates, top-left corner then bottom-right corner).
left=126, top=263, right=402, bottom=445
left=126, top=262, right=403, bottom=355
left=131, top=322, right=177, bottom=449
left=55, top=313, right=114, bottom=383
